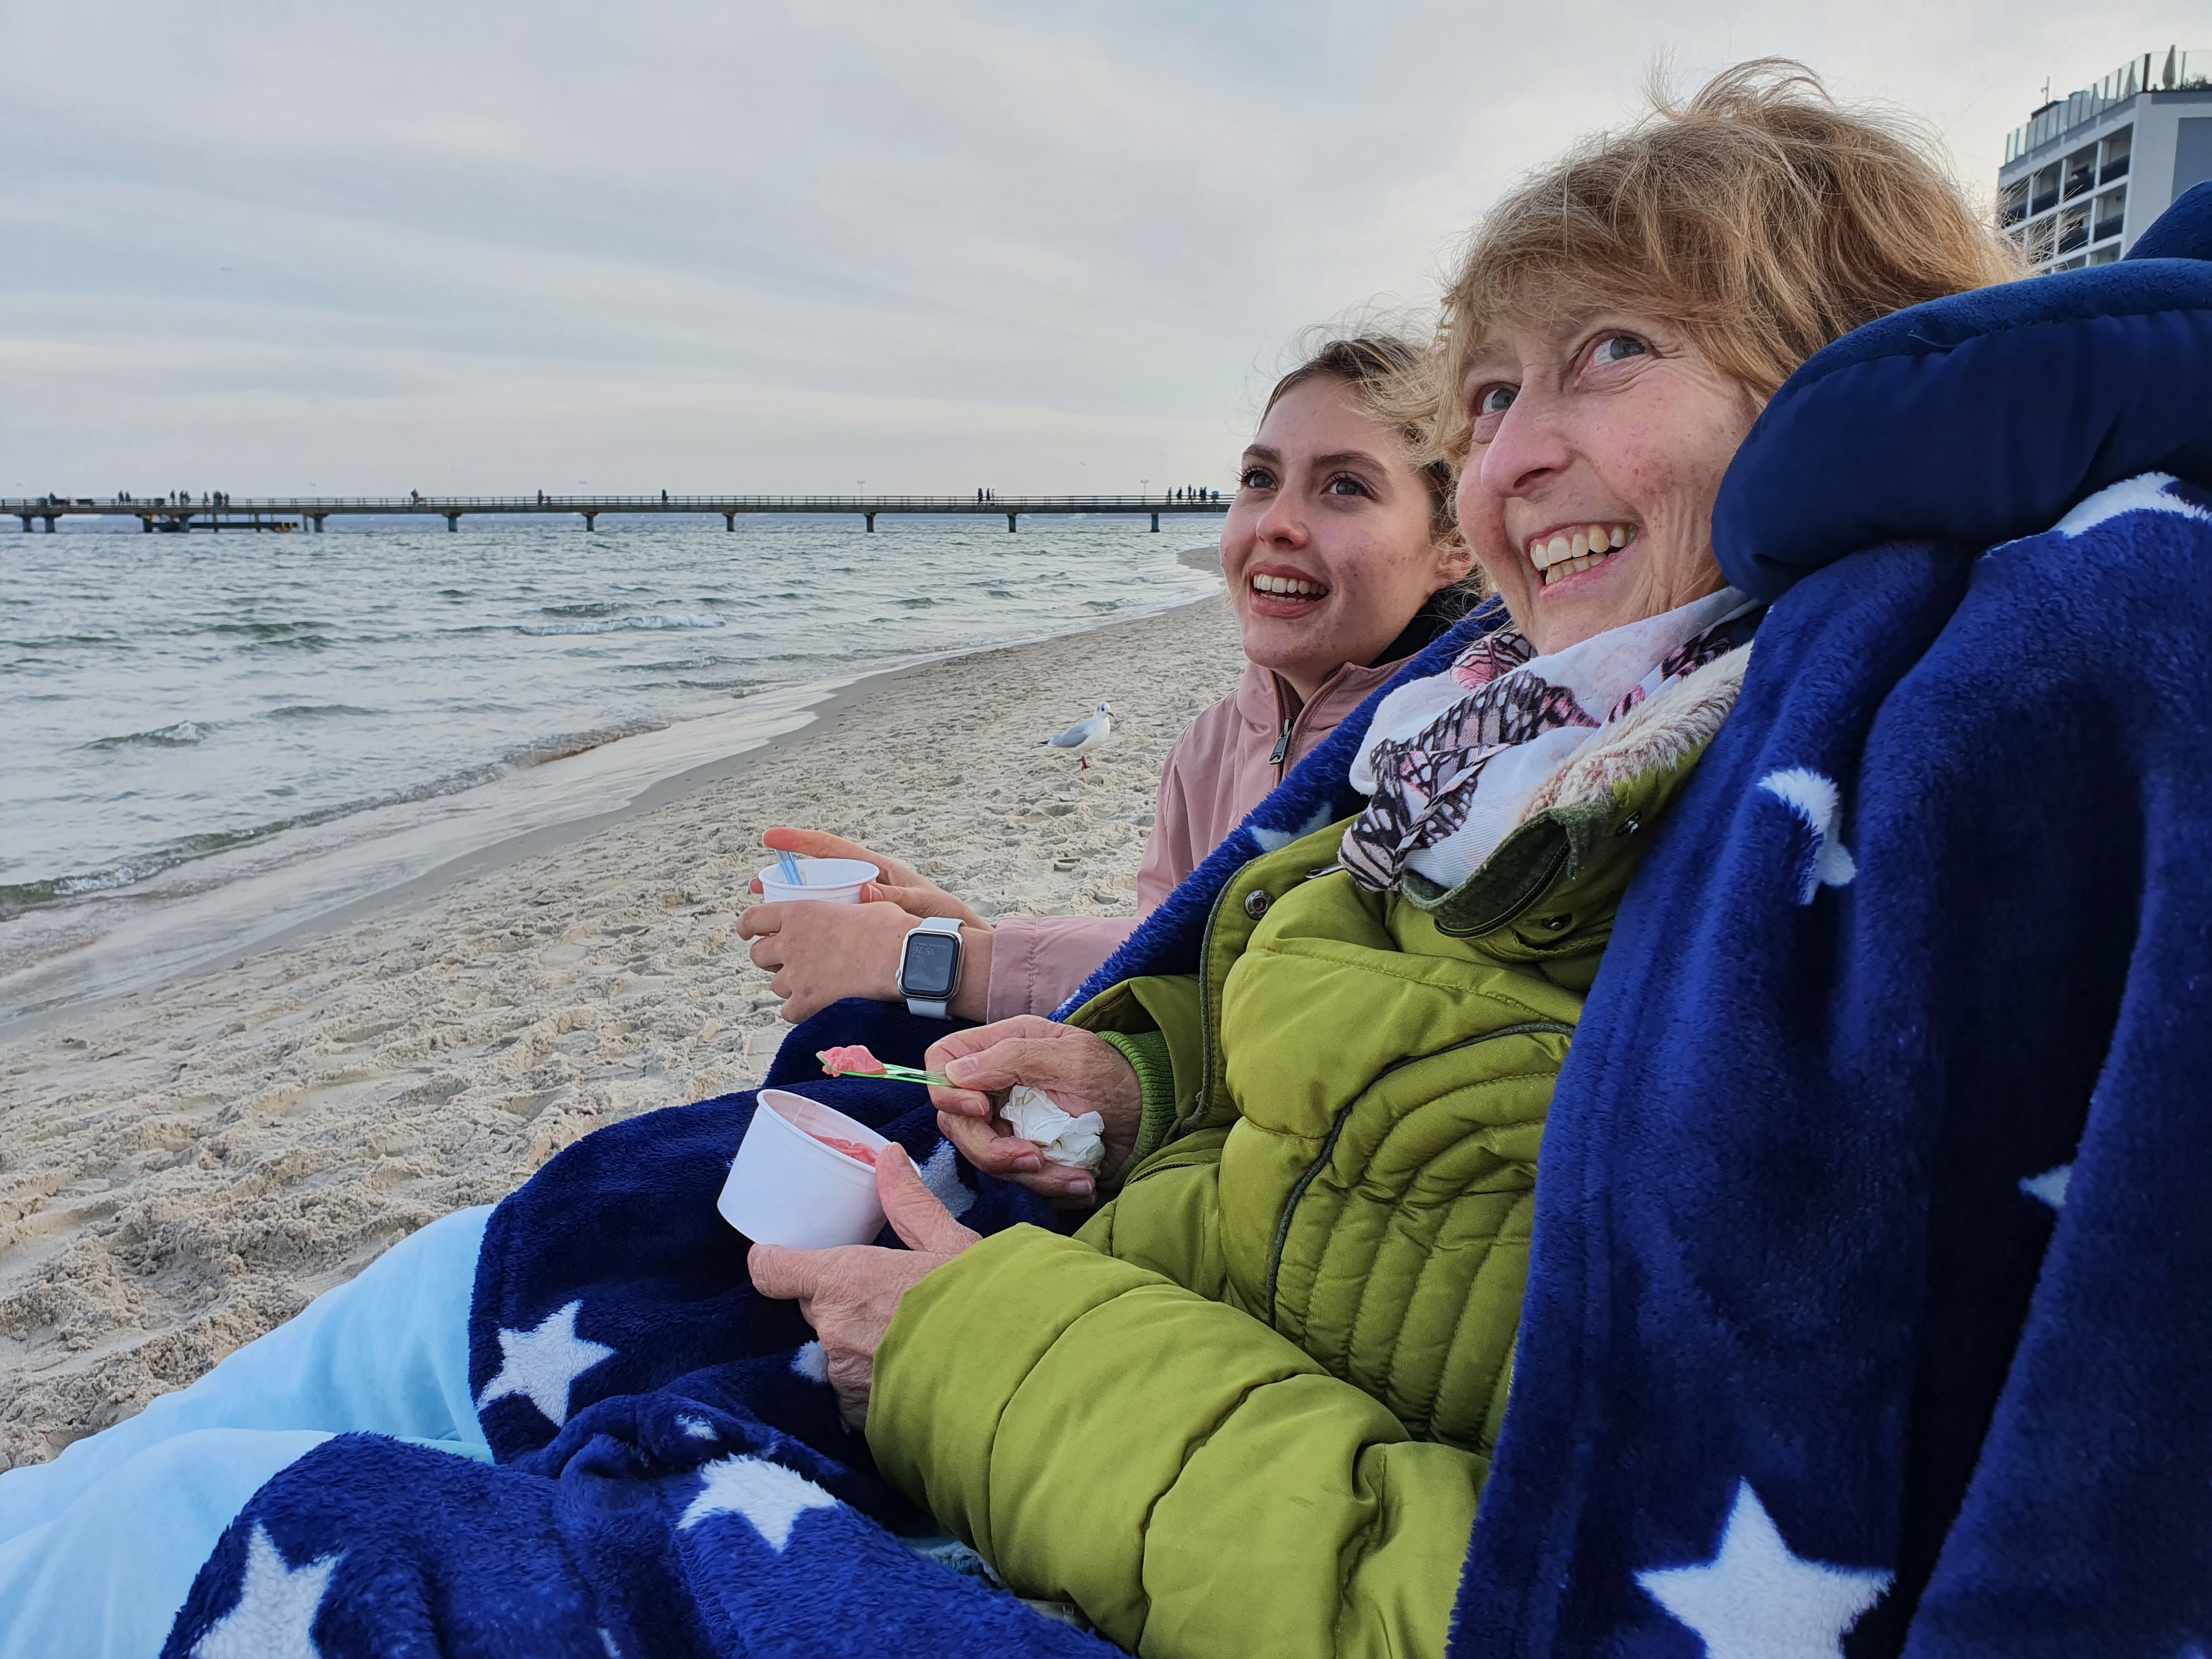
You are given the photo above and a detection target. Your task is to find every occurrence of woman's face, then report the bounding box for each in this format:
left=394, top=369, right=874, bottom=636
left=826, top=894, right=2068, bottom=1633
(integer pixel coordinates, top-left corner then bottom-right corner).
left=1456, top=311, right=1756, bottom=656
left=1222, top=379, right=1472, bottom=699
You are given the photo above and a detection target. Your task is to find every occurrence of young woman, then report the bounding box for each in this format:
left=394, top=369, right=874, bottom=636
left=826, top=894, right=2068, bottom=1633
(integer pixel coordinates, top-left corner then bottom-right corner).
left=736, top=334, right=1478, bottom=1024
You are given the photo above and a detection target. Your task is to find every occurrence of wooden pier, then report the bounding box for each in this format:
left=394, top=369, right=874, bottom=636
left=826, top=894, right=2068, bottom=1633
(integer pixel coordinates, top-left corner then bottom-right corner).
left=4, top=494, right=1229, bottom=535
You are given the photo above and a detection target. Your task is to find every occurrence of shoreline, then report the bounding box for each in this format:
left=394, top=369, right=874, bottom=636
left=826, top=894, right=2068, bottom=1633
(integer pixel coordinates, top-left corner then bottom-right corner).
left=0, top=584, right=1242, bottom=1465
left=0, top=544, right=1225, bottom=1041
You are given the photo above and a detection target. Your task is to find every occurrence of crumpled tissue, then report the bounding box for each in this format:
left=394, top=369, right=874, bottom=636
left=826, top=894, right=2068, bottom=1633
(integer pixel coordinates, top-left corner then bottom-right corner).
left=1002, top=1086, right=1106, bottom=1174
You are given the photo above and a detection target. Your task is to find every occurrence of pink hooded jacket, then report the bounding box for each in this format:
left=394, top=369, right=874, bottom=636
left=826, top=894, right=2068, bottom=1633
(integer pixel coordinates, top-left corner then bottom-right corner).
left=984, top=654, right=1407, bottom=1020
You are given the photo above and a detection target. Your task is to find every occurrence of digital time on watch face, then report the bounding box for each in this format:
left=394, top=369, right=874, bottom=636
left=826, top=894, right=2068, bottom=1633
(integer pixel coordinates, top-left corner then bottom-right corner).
left=902, top=932, right=961, bottom=1000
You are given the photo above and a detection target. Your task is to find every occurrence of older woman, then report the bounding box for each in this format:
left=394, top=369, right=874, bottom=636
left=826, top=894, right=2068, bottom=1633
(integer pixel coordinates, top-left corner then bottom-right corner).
left=746, top=61, right=2022, bottom=1650
left=737, top=334, right=1477, bottom=1028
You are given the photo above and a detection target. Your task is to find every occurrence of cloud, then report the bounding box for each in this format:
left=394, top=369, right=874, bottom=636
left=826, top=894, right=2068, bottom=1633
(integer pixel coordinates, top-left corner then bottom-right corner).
left=1, top=0, right=2192, bottom=492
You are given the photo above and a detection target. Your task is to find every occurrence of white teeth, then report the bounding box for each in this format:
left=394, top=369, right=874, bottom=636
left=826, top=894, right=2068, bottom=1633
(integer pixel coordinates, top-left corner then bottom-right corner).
left=1528, top=525, right=1636, bottom=569
left=1252, top=574, right=1323, bottom=597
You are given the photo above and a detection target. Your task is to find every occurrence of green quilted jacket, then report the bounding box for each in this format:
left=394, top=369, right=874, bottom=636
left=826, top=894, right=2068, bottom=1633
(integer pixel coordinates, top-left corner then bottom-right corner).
left=869, top=650, right=1746, bottom=1659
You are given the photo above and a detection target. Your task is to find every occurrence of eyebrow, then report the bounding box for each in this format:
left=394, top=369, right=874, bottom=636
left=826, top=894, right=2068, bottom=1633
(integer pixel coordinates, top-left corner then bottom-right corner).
left=1240, top=444, right=1393, bottom=475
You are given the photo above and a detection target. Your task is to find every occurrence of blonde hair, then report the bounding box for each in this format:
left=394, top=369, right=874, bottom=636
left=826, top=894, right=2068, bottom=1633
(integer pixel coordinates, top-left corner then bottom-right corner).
left=1425, top=60, right=2022, bottom=463
left=1263, top=332, right=1458, bottom=541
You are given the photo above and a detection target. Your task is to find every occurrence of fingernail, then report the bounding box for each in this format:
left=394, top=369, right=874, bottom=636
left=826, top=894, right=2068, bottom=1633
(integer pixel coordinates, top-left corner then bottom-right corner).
left=1068, top=1178, right=1094, bottom=1199
left=945, top=1060, right=972, bottom=1084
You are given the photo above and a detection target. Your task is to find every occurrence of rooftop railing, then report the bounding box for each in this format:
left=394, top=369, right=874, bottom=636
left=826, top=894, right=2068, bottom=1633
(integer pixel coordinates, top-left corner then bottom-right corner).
left=2006, top=48, right=2210, bottom=164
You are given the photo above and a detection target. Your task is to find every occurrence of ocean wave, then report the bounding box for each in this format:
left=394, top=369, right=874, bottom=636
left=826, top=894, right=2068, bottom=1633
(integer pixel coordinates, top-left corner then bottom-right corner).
left=269, top=703, right=378, bottom=719
left=519, top=613, right=725, bottom=636
left=84, top=720, right=210, bottom=750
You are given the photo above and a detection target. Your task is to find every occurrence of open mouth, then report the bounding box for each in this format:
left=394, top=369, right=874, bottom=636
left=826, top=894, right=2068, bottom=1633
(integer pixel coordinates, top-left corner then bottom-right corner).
left=1526, top=523, right=1636, bottom=588
left=1248, top=571, right=1330, bottom=605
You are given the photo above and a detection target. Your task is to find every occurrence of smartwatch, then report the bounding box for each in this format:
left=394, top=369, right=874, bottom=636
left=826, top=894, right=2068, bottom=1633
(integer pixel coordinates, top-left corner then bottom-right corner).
left=896, top=916, right=964, bottom=1019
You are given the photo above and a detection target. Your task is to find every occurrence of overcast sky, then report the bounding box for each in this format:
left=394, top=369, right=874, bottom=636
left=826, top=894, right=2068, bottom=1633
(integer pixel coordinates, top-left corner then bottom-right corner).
left=2, top=0, right=2198, bottom=496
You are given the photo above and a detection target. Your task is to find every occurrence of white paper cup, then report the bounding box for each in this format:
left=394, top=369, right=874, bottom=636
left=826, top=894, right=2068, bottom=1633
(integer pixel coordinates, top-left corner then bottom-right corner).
left=756, top=856, right=881, bottom=906
left=718, top=1088, right=891, bottom=1248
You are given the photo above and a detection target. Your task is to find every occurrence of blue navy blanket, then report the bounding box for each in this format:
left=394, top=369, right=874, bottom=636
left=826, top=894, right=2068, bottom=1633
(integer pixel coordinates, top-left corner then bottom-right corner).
left=166, top=191, right=2212, bottom=1655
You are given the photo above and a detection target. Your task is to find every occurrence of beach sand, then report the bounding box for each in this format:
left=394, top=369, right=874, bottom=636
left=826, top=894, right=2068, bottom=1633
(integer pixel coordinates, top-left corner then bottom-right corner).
left=0, top=592, right=1243, bottom=1468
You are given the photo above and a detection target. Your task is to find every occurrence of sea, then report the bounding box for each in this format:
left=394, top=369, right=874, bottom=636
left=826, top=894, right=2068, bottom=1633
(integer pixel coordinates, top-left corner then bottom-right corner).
left=0, top=514, right=1222, bottom=1025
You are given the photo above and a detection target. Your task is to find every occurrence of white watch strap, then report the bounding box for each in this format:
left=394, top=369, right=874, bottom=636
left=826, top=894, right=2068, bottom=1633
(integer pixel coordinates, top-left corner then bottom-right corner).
left=903, top=916, right=962, bottom=1019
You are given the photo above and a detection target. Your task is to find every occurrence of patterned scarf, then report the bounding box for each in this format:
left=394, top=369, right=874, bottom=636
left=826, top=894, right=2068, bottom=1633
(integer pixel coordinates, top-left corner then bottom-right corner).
left=1341, top=590, right=1756, bottom=892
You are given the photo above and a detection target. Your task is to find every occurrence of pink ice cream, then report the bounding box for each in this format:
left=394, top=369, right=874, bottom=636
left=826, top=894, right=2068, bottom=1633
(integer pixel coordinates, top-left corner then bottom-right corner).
left=817, top=1045, right=887, bottom=1077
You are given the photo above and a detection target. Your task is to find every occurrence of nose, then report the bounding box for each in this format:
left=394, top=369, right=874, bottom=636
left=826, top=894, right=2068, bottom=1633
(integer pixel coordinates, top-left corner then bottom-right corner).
left=1252, top=488, right=1309, bottom=548
left=1476, top=389, right=1572, bottom=504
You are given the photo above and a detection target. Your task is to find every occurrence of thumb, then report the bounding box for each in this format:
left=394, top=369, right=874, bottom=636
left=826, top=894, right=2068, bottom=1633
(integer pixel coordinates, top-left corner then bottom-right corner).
left=943, top=1037, right=1073, bottom=1096
left=876, top=1143, right=979, bottom=1255
left=747, top=1242, right=816, bottom=1301
left=872, top=882, right=968, bottom=921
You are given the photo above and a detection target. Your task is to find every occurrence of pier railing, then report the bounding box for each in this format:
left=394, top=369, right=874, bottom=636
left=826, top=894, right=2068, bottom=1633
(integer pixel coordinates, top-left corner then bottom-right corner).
left=4, top=493, right=1229, bottom=534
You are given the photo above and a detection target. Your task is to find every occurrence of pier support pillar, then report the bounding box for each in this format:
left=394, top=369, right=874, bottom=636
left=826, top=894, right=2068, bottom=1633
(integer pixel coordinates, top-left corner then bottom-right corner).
left=583, top=513, right=597, bottom=532
left=1150, top=512, right=1160, bottom=532
left=444, top=512, right=460, bottom=532
left=15, top=516, right=27, bottom=532
left=142, top=517, right=154, bottom=533
left=724, top=512, right=735, bottom=531
left=865, top=513, right=876, bottom=533
left=42, top=516, right=57, bottom=533
left=1007, top=513, right=1018, bottom=533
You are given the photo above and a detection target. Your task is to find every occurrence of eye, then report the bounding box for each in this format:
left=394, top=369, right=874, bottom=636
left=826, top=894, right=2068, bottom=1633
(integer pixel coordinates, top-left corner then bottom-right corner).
left=1322, top=475, right=1373, bottom=498
left=1239, top=466, right=1277, bottom=490
left=1590, top=334, right=1649, bottom=366
left=1474, top=385, right=1517, bottom=416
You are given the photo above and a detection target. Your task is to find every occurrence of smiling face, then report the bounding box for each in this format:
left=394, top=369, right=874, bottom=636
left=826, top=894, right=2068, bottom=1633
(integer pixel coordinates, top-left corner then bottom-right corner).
left=1455, top=311, right=1757, bottom=656
left=1222, top=379, right=1472, bottom=701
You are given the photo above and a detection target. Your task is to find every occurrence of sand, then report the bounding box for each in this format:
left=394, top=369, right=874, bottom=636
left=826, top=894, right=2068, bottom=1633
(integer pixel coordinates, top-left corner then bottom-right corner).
left=0, top=592, right=1244, bottom=1469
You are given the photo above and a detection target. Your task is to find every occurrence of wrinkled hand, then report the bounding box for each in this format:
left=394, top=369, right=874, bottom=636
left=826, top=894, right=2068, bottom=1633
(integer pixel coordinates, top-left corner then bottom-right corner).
left=747, top=1143, right=980, bottom=1429
left=737, top=898, right=916, bottom=1022
left=924, top=1017, right=1143, bottom=1207
left=751, top=827, right=983, bottom=925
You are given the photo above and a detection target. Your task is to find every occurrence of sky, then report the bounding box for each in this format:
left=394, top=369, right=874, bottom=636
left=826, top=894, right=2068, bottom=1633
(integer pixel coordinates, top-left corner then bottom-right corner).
left=1, top=0, right=2200, bottom=498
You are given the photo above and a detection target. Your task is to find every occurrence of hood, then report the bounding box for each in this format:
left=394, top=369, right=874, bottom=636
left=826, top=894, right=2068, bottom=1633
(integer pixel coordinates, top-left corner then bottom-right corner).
left=1714, top=182, right=2212, bottom=600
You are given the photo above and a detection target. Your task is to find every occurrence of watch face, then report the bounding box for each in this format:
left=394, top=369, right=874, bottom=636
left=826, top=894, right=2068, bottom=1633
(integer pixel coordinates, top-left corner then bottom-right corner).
left=901, top=932, right=961, bottom=1001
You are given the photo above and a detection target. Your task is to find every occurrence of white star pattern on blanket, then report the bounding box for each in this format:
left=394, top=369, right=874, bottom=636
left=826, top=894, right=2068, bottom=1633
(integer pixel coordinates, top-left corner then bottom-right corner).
left=190, top=1523, right=342, bottom=1659
left=1758, top=769, right=1857, bottom=905
left=2050, top=472, right=2212, bottom=538
left=678, top=1454, right=840, bottom=1550
left=917, top=1140, right=977, bottom=1220
left=476, top=1300, right=614, bottom=1427
left=2021, top=1164, right=2073, bottom=1211
left=1638, top=1482, right=1889, bottom=1659
left=791, top=1339, right=830, bottom=1383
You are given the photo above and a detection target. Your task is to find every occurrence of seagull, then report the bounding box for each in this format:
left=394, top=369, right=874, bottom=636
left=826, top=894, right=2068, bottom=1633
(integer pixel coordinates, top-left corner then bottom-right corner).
left=1040, top=701, right=1114, bottom=770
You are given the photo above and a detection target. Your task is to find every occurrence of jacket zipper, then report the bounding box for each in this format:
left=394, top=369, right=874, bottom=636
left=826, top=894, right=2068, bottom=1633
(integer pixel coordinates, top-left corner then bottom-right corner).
left=1186, top=851, right=1260, bottom=1133
left=1267, top=716, right=1294, bottom=774
left=1260, top=1020, right=1576, bottom=1323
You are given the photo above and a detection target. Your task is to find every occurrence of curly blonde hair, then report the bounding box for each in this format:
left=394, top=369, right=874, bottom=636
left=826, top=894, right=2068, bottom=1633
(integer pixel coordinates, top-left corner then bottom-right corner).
left=1422, top=60, right=2021, bottom=464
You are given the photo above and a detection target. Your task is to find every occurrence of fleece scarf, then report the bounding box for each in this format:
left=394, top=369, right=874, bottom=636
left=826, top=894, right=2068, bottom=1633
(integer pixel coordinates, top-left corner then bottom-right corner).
left=1340, top=589, right=1755, bottom=891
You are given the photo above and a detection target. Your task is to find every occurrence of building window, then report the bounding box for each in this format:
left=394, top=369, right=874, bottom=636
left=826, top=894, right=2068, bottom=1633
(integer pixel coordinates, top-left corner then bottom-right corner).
left=2093, top=185, right=2126, bottom=242
left=2031, top=163, right=2061, bottom=215
left=2026, top=215, right=2056, bottom=263
left=2056, top=204, right=2090, bottom=255
left=2062, top=144, right=2097, bottom=199
left=2100, top=126, right=2132, bottom=184
left=2089, top=245, right=2120, bottom=265
left=1999, top=177, right=2029, bottom=226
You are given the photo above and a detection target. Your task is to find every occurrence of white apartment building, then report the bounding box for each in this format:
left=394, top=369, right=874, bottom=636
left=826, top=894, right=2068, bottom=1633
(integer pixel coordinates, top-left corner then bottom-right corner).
left=1997, top=48, right=2211, bottom=273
